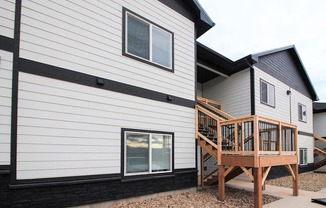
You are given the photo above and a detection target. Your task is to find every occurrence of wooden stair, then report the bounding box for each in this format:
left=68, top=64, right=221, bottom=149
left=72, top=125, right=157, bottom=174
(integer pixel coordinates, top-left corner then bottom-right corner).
left=314, top=147, right=326, bottom=158
left=204, top=166, right=247, bottom=186
left=314, top=136, right=326, bottom=169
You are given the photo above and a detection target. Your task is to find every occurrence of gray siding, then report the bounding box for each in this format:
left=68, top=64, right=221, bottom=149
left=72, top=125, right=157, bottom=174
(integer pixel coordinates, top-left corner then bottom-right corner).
left=314, top=112, right=326, bottom=137
left=203, top=69, right=251, bottom=118
left=255, top=50, right=311, bottom=99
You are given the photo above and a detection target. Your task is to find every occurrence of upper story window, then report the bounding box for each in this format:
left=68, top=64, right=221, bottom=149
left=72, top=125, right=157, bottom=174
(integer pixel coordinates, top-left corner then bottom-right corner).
left=123, top=9, right=173, bottom=71
left=260, top=79, right=275, bottom=107
left=123, top=129, right=173, bottom=176
left=298, top=103, right=307, bottom=122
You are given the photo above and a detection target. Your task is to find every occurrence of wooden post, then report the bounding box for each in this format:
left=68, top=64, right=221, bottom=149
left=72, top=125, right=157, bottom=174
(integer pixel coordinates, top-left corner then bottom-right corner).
left=292, top=163, right=299, bottom=196
left=254, top=167, right=263, bottom=208
left=200, top=148, right=204, bottom=188
left=278, top=122, right=282, bottom=155
left=235, top=123, right=238, bottom=153
left=254, top=116, right=260, bottom=167
left=218, top=165, right=225, bottom=200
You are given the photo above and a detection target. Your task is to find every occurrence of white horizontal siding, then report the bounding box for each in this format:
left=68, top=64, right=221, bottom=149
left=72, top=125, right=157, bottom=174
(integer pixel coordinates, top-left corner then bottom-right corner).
left=254, top=67, right=314, bottom=163
left=314, top=112, right=326, bottom=137
left=298, top=135, right=314, bottom=164
left=0, top=0, right=15, bottom=38
left=17, top=72, right=196, bottom=179
left=203, top=69, right=251, bottom=117
left=19, top=0, right=196, bottom=100
left=0, top=50, right=12, bottom=165
left=254, top=67, right=313, bottom=133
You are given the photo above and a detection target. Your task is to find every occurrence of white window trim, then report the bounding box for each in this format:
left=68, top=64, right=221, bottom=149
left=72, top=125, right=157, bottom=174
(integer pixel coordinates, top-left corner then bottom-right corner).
left=299, top=148, right=307, bottom=165
left=124, top=131, right=173, bottom=176
left=298, top=103, right=307, bottom=122
left=260, top=79, right=275, bottom=107
left=125, top=11, right=173, bottom=70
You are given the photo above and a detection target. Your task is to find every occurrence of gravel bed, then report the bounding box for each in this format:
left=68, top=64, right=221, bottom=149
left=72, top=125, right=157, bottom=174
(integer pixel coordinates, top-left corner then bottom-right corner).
left=266, top=171, right=326, bottom=192
left=111, top=187, right=280, bottom=208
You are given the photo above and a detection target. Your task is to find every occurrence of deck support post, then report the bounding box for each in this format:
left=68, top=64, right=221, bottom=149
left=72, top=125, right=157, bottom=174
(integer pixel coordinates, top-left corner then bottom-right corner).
left=254, top=167, right=263, bottom=208
left=292, top=163, right=299, bottom=196
left=218, top=165, right=225, bottom=200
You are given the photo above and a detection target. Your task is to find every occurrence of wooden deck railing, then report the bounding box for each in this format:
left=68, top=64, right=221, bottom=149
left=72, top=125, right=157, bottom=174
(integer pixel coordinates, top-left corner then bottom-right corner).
left=196, top=103, right=298, bottom=158
left=220, top=115, right=298, bottom=156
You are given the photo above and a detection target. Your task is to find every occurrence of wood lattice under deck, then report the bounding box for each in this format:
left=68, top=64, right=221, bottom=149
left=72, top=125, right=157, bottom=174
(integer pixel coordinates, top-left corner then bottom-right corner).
left=196, top=96, right=299, bottom=208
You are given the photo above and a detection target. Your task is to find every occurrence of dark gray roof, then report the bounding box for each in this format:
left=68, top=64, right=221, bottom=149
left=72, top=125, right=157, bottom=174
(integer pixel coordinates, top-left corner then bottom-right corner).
left=197, top=43, right=318, bottom=101
left=251, top=45, right=318, bottom=101
left=314, top=102, right=326, bottom=113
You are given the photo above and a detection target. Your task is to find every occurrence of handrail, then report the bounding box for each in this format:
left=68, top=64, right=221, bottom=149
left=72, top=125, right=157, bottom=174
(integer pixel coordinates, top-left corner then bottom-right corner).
left=197, top=100, right=234, bottom=120
left=315, top=136, right=326, bottom=143
left=197, top=96, right=222, bottom=109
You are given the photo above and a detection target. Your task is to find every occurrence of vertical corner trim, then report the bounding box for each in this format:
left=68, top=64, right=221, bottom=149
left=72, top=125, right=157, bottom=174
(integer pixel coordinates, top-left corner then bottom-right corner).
left=250, top=67, right=255, bottom=115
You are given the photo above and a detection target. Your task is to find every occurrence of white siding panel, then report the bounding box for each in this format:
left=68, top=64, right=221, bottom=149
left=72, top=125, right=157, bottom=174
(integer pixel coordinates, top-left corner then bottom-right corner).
left=203, top=69, right=251, bottom=117
left=0, top=0, right=15, bottom=38
left=254, top=67, right=314, bottom=163
left=17, top=73, right=196, bottom=179
left=0, top=49, right=12, bottom=165
left=20, top=0, right=195, bottom=100
left=298, top=135, right=314, bottom=164
left=254, top=67, right=313, bottom=133
left=314, top=112, right=326, bottom=137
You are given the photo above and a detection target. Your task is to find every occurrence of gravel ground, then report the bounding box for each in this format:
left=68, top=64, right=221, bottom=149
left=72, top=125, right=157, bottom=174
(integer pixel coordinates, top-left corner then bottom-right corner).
left=111, top=171, right=325, bottom=207
left=266, top=171, right=326, bottom=192
left=111, top=187, right=280, bottom=208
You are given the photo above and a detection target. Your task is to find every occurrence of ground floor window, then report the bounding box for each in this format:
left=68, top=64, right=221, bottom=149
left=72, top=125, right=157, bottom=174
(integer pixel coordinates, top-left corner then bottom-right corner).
left=123, top=129, right=173, bottom=175
left=299, top=148, right=307, bottom=165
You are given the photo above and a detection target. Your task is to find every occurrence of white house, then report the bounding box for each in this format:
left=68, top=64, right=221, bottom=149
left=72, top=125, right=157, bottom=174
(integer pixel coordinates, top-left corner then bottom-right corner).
left=0, top=0, right=215, bottom=206
left=197, top=43, right=318, bottom=174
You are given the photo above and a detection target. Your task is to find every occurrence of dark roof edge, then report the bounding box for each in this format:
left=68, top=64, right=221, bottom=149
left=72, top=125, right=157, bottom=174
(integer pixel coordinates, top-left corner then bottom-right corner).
left=313, top=102, right=326, bottom=113
left=193, top=0, right=215, bottom=37
left=193, top=0, right=215, bottom=26
left=251, top=45, right=295, bottom=62
left=197, top=42, right=233, bottom=63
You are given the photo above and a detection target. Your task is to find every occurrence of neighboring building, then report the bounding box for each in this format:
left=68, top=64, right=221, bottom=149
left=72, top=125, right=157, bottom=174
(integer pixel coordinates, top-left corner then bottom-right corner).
left=197, top=43, right=318, bottom=173
left=0, top=1, right=214, bottom=207
left=313, top=102, right=326, bottom=138
left=313, top=102, right=326, bottom=168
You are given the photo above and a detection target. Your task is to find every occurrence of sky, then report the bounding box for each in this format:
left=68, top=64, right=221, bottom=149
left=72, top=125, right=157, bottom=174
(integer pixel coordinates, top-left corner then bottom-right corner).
left=197, top=0, right=326, bottom=102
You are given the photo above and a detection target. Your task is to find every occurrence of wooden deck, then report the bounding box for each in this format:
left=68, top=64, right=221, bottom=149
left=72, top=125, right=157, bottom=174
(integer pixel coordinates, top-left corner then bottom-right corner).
left=196, top=97, right=299, bottom=208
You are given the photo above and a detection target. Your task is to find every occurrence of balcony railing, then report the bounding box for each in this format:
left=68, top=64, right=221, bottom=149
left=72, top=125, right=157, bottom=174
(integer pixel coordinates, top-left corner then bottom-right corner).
left=220, top=116, right=298, bottom=156
left=196, top=104, right=298, bottom=157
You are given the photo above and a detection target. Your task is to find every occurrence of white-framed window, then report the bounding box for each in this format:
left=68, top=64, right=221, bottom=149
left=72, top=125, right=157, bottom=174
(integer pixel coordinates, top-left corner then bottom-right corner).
left=299, top=148, right=307, bottom=165
left=260, top=79, right=275, bottom=107
left=124, top=130, right=173, bottom=176
left=124, top=9, right=173, bottom=70
left=298, top=103, right=307, bottom=122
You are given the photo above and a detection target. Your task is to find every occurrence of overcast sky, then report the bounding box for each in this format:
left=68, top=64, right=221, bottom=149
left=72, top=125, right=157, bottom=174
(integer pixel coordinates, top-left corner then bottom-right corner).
left=197, top=0, right=326, bottom=102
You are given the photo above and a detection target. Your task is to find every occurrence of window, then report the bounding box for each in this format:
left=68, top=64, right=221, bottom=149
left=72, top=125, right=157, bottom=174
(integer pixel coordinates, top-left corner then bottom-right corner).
left=299, top=148, right=307, bottom=165
left=124, top=9, right=173, bottom=70
left=124, top=130, right=173, bottom=175
left=260, top=79, right=275, bottom=107
left=298, top=103, right=307, bottom=122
